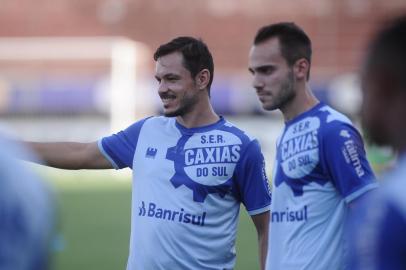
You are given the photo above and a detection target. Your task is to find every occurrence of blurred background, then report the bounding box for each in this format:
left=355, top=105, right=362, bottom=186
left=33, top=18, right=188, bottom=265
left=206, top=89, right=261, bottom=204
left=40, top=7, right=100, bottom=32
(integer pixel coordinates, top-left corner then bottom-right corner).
left=0, top=0, right=404, bottom=269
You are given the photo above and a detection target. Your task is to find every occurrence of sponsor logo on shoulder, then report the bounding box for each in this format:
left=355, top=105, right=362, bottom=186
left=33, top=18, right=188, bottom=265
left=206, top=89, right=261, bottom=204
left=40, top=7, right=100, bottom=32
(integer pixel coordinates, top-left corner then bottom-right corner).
left=340, top=131, right=365, bottom=177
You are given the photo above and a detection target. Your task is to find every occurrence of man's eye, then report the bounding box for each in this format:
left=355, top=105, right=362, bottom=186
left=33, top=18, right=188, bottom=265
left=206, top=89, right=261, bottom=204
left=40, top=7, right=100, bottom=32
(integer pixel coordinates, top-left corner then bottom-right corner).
left=260, top=67, right=274, bottom=74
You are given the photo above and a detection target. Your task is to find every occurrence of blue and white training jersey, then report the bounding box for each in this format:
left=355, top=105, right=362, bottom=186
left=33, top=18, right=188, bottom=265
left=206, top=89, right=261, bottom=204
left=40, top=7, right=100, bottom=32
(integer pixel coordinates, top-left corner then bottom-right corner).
left=349, top=153, right=406, bottom=270
left=266, top=102, right=377, bottom=270
left=99, top=116, right=271, bottom=270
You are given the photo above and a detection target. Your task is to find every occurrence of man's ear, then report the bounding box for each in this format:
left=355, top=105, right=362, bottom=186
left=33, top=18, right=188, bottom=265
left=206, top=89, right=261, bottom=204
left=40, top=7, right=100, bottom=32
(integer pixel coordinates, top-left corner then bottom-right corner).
left=196, top=69, right=210, bottom=90
left=293, top=58, right=310, bottom=81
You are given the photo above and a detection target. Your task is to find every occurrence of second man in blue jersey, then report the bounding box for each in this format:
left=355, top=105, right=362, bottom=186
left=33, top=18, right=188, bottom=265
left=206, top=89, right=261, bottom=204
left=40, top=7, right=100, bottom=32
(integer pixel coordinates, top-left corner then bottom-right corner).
left=248, top=22, right=377, bottom=270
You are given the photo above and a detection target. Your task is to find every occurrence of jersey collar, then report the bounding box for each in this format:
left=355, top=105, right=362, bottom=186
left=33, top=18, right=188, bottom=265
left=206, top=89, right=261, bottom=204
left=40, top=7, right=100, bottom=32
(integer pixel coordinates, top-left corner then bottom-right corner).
left=285, top=102, right=325, bottom=126
left=175, top=116, right=225, bottom=135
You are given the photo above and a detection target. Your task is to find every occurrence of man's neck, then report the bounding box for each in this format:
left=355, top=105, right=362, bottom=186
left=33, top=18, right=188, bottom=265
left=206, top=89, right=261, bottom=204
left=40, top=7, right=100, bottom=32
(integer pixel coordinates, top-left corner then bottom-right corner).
left=281, top=85, right=319, bottom=122
left=176, top=101, right=219, bottom=129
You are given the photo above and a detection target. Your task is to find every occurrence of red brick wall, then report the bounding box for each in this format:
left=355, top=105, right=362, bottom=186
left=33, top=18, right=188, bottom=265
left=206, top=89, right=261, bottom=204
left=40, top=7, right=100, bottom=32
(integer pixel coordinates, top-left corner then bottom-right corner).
left=0, top=0, right=405, bottom=79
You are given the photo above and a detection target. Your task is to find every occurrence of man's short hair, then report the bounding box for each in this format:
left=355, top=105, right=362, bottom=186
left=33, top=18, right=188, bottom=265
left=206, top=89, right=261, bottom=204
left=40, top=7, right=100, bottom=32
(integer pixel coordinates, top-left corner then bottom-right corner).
left=366, top=15, right=406, bottom=90
left=254, top=22, right=312, bottom=79
left=154, top=36, right=214, bottom=95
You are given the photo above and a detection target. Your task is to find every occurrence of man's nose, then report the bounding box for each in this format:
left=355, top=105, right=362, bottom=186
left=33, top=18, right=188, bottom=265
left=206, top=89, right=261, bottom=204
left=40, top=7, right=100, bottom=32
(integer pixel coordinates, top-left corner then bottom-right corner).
left=252, top=75, right=265, bottom=92
left=158, top=81, right=168, bottom=95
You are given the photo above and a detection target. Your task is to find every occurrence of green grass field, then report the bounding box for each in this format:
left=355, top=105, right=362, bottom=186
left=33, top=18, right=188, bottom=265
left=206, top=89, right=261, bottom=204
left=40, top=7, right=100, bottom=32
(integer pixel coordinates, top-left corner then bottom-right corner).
left=47, top=170, right=260, bottom=270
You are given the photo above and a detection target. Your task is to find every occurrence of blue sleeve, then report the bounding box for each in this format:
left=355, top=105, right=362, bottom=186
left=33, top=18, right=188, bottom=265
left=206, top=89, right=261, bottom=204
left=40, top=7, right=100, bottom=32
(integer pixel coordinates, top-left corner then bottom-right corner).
left=374, top=202, right=406, bottom=270
left=350, top=199, right=406, bottom=270
left=322, top=123, right=377, bottom=203
left=98, top=118, right=149, bottom=169
left=234, top=139, right=272, bottom=215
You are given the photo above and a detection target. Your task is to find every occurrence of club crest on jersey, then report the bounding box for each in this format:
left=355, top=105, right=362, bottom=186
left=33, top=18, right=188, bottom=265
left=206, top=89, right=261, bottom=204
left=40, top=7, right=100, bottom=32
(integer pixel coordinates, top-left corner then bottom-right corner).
left=145, top=147, right=158, bottom=158
left=276, top=117, right=321, bottom=196
left=166, top=130, right=242, bottom=203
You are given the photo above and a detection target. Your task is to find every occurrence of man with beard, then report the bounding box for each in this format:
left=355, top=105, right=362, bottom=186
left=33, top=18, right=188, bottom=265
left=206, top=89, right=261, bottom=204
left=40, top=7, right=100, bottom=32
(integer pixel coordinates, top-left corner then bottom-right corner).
left=25, top=36, right=271, bottom=270
left=349, top=15, right=406, bottom=270
left=248, top=22, right=377, bottom=270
